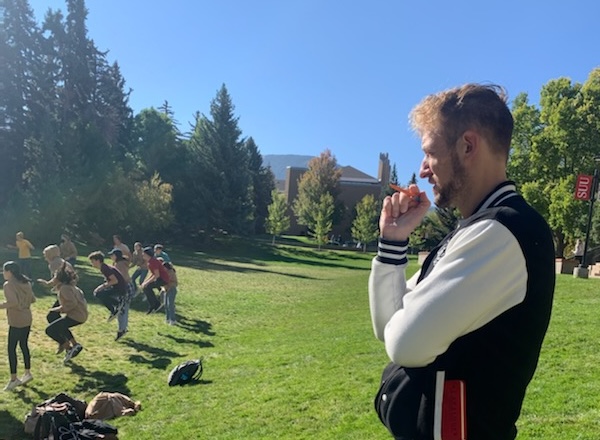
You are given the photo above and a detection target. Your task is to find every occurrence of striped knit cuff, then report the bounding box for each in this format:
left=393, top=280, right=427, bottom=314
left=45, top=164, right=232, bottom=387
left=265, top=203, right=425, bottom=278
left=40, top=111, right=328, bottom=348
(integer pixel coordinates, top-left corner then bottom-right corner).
left=377, top=238, right=409, bottom=265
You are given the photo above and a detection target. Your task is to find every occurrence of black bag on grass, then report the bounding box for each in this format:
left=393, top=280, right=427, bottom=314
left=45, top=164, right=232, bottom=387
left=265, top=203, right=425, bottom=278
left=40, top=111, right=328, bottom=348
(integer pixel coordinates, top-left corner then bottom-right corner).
left=167, top=358, right=204, bottom=386
left=33, top=401, right=80, bottom=440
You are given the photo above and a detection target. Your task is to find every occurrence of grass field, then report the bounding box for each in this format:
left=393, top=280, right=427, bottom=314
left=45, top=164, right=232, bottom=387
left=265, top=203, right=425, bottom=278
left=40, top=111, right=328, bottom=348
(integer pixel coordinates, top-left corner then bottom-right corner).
left=0, top=237, right=599, bottom=439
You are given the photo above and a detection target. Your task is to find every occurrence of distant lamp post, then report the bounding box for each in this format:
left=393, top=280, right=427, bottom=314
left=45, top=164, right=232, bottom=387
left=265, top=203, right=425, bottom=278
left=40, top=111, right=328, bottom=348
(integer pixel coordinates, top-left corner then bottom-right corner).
left=574, top=155, right=600, bottom=279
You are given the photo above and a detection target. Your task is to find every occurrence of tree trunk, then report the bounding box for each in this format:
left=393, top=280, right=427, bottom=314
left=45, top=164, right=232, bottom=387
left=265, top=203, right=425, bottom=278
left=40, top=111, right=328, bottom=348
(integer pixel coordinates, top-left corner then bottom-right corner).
left=554, top=230, right=565, bottom=257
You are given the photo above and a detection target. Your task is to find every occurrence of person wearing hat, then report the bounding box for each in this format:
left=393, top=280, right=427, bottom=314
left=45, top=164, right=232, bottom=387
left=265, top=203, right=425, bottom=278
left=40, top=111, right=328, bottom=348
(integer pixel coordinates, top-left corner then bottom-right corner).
left=140, top=247, right=170, bottom=314
left=153, top=244, right=171, bottom=263
left=109, top=248, right=134, bottom=341
left=88, top=251, right=127, bottom=323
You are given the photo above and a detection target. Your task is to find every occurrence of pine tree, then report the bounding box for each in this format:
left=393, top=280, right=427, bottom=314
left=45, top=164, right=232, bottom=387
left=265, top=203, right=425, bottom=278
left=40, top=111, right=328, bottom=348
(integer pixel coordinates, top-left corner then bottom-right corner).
left=246, top=137, right=275, bottom=234
left=0, top=0, right=42, bottom=206
left=382, top=163, right=399, bottom=198
left=186, top=84, right=253, bottom=235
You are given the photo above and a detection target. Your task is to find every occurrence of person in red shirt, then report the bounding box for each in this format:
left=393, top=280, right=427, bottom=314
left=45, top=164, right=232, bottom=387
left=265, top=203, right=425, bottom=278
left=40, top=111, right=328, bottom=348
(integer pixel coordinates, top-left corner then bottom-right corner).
left=140, top=247, right=170, bottom=314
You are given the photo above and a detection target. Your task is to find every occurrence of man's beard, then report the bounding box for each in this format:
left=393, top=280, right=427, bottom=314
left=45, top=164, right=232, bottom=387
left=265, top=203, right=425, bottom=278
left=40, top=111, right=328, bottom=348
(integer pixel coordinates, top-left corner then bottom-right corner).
left=434, top=152, right=466, bottom=209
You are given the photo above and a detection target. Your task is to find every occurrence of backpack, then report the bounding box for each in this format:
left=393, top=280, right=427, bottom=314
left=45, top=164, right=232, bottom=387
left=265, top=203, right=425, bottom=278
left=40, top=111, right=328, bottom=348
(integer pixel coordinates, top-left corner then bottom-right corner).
left=25, top=393, right=87, bottom=436
left=167, top=358, right=204, bottom=386
left=33, top=401, right=81, bottom=440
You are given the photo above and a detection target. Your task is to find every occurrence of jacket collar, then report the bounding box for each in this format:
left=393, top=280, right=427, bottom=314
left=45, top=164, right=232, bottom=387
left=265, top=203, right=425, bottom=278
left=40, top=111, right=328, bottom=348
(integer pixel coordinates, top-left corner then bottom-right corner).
left=470, top=181, right=518, bottom=216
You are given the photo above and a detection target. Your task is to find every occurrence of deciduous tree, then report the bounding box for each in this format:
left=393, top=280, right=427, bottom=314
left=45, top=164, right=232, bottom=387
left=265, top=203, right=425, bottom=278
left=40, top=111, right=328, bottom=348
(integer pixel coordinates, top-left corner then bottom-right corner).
left=351, top=194, right=380, bottom=252
left=265, top=190, right=290, bottom=244
left=292, top=149, right=342, bottom=235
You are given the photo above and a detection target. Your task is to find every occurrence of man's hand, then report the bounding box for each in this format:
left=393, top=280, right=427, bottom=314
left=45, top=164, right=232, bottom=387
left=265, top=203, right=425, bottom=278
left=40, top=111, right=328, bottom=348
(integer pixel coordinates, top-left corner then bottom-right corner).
left=380, top=184, right=431, bottom=241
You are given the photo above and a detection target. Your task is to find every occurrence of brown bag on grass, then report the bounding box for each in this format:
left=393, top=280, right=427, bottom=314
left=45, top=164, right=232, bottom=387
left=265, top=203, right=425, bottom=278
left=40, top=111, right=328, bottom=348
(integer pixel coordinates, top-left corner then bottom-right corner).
left=85, top=392, right=142, bottom=420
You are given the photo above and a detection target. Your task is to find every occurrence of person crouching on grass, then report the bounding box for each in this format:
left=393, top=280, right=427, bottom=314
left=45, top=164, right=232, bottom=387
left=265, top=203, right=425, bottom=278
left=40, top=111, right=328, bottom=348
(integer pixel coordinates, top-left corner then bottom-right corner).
left=130, top=242, right=148, bottom=292
left=108, top=248, right=134, bottom=341
left=161, top=261, right=178, bottom=325
left=37, top=244, right=78, bottom=354
left=1, top=261, right=36, bottom=391
left=45, top=262, right=87, bottom=364
left=88, top=251, right=127, bottom=322
left=141, top=246, right=170, bottom=314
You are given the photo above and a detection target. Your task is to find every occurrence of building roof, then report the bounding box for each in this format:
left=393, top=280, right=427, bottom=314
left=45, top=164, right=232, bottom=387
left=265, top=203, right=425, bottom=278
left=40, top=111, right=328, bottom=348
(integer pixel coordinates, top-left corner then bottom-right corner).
left=339, top=166, right=379, bottom=184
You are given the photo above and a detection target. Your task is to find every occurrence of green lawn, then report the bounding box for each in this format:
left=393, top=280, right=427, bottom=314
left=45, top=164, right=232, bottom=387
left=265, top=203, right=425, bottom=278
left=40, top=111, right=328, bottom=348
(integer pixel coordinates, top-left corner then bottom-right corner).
left=0, top=237, right=599, bottom=439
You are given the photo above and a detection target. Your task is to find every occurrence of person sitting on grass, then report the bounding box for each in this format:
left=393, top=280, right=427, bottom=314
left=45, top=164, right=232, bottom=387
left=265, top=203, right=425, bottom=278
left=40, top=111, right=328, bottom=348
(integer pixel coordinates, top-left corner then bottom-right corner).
left=141, top=247, right=170, bottom=314
left=45, top=262, right=87, bottom=364
left=88, top=251, right=127, bottom=322
left=1, top=261, right=36, bottom=391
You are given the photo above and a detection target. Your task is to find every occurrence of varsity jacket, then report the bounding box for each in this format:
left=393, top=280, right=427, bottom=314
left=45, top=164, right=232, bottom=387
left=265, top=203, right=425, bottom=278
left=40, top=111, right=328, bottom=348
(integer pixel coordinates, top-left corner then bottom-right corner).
left=369, top=181, right=555, bottom=440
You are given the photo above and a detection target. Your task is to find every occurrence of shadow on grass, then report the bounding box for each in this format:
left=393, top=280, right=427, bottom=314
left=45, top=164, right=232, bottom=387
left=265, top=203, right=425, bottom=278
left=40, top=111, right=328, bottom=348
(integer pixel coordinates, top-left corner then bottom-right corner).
left=68, top=364, right=130, bottom=395
left=128, top=354, right=172, bottom=370
left=122, top=341, right=181, bottom=370
left=12, top=383, right=52, bottom=408
left=175, top=315, right=216, bottom=337
left=0, top=409, right=24, bottom=440
left=166, top=236, right=371, bottom=273
left=174, top=378, right=214, bottom=386
left=160, top=333, right=214, bottom=349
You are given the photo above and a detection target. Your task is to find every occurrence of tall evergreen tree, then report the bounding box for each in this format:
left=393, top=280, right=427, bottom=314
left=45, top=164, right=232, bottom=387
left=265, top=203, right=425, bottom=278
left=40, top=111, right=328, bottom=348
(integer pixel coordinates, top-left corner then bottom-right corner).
left=0, top=0, right=41, bottom=207
left=190, top=84, right=253, bottom=235
left=245, top=137, right=275, bottom=234
left=382, top=163, right=399, bottom=198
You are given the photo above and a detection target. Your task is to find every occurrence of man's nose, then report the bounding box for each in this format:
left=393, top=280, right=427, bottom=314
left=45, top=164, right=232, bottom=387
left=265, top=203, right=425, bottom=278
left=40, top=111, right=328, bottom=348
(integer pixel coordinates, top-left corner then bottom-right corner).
left=419, top=157, right=431, bottom=179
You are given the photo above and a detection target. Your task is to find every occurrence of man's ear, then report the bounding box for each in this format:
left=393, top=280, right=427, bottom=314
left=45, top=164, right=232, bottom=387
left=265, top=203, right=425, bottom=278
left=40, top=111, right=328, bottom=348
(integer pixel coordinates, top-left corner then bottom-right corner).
left=460, top=130, right=479, bottom=159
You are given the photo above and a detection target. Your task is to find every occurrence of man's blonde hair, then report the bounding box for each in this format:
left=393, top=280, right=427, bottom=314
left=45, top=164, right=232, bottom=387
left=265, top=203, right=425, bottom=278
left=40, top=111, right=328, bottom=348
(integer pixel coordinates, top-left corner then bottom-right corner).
left=43, top=244, right=60, bottom=260
left=409, top=84, right=514, bottom=159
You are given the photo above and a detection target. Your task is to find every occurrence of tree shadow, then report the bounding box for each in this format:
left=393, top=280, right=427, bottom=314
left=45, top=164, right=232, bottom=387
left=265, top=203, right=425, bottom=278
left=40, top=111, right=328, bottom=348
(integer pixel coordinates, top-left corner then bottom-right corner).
left=68, top=364, right=131, bottom=395
left=0, top=408, right=26, bottom=440
left=170, top=240, right=371, bottom=273
left=122, top=340, right=181, bottom=370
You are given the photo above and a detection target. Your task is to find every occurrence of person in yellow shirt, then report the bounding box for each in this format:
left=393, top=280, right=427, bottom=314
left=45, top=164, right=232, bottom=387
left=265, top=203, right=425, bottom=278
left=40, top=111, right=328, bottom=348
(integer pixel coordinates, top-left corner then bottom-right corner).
left=7, top=232, right=34, bottom=278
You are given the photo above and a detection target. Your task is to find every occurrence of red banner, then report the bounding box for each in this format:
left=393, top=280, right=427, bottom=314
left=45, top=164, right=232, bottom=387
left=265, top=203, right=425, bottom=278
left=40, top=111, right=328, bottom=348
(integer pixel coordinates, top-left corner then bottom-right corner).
left=575, top=174, right=594, bottom=200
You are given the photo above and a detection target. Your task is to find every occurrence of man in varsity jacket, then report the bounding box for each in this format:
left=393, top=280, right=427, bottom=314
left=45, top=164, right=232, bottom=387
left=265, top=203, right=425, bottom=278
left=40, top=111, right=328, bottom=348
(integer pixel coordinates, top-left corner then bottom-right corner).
left=369, top=84, right=555, bottom=439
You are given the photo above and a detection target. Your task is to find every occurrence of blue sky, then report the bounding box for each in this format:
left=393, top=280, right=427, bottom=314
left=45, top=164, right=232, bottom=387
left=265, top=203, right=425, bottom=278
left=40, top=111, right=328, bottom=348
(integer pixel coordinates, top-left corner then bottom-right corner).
left=28, top=0, right=599, bottom=188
